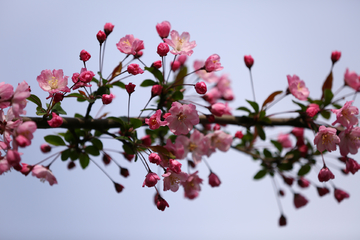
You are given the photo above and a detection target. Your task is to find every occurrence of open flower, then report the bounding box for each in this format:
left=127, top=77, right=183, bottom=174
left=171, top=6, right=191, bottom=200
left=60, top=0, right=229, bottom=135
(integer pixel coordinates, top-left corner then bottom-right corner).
left=164, top=30, right=196, bottom=56
left=314, top=126, right=340, bottom=152
left=37, top=69, right=70, bottom=95
left=116, top=34, right=144, bottom=55
left=204, top=54, right=223, bottom=72
left=344, top=69, right=360, bottom=91
left=339, top=127, right=360, bottom=156
left=331, top=101, right=358, bottom=128
left=145, top=110, right=167, bottom=130
left=31, top=165, right=58, bottom=186
left=165, top=102, right=199, bottom=135
left=287, top=74, right=309, bottom=100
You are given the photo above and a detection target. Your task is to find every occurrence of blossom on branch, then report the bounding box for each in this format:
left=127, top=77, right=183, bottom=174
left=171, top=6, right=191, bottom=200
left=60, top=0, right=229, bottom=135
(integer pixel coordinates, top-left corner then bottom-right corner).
left=331, top=101, right=359, bottom=128
left=31, top=165, right=58, bottom=186
left=165, top=102, right=199, bottom=135
left=313, top=126, right=340, bottom=153
left=164, top=30, right=196, bottom=56
left=287, top=74, right=309, bottom=100
left=116, top=34, right=144, bottom=55
left=37, top=70, right=70, bottom=95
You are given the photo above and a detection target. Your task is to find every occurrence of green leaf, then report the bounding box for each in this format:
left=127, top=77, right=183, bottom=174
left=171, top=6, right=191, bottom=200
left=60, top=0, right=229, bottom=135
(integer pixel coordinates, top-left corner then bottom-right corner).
left=44, top=135, right=66, bottom=146
left=91, top=138, right=103, bottom=150
left=130, top=118, right=143, bottom=129
left=254, top=169, right=267, bottom=180
left=246, top=100, right=259, bottom=113
left=27, top=94, right=42, bottom=108
left=36, top=106, right=47, bottom=116
left=95, top=86, right=110, bottom=97
left=123, top=143, right=135, bottom=155
left=297, top=164, right=311, bottom=176
left=74, top=113, right=83, bottom=118
left=85, top=146, right=100, bottom=156
left=61, top=149, right=70, bottom=161
left=112, top=81, right=126, bottom=89
left=236, top=106, right=251, bottom=113
left=320, top=110, right=331, bottom=120
left=52, top=102, right=67, bottom=115
left=255, top=125, right=266, bottom=140
left=69, top=148, right=79, bottom=160
left=140, top=79, right=157, bottom=87
left=271, top=140, right=283, bottom=152
left=263, top=148, right=272, bottom=158
left=79, top=152, right=90, bottom=169
left=145, top=66, right=164, bottom=83
left=172, top=91, right=183, bottom=101
left=292, top=100, right=307, bottom=111
left=323, top=89, right=334, bottom=106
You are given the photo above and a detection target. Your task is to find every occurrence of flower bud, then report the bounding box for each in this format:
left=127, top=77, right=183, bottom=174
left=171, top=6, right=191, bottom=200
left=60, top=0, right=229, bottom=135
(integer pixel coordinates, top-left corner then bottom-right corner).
left=40, top=144, right=51, bottom=153
left=104, top=23, right=114, bottom=36
left=68, top=161, right=76, bottom=170
left=235, top=131, right=243, bottom=139
left=208, top=172, right=221, bottom=187
left=142, top=172, right=160, bottom=187
left=141, top=135, right=152, bottom=147
left=102, top=153, right=111, bottom=165
left=151, top=84, right=163, bottom=96
left=156, top=195, right=170, bottom=211
left=156, top=21, right=171, bottom=38
left=297, top=177, right=310, bottom=188
left=244, top=55, right=254, bottom=69
left=334, top=188, right=349, bottom=203
left=318, top=166, right=335, bottom=182
left=47, top=112, right=63, bottom=128
left=96, top=30, right=106, bottom=44
left=171, top=61, right=181, bottom=71
left=152, top=60, right=162, bottom=69
left=316, top=186, right=330, bottom=197
left=120, top=167, right=129, bottom=178
left=177, top=55, right=187, bottom=66
left=210, top=102, right=226, bottom=117
left=102, top=93, right=115, bottom=105
left=293, top=193, right=308, bottom=208
left=113, top=182, right=124, bottom=193
left=195, top=82, right=207, bottom=94
left=79, top=50, right=91, bottom=62
left=331, top=51, right=341, bottom=64
left=306, top=103, right=320, bottom=117
left=127, top=64, right=144, bottom=75
left=125, top=83, right=136, bottom=95
left=279, top=214, right=287, bottom=226
left=157, top=42, right=170, bottom=57
left=149, top=153, right=162, bottom=165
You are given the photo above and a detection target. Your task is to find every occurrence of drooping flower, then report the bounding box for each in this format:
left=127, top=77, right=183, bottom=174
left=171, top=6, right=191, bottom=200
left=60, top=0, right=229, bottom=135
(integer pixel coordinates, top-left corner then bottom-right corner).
left=15, top=121, right=37, bottom=147
left=0, top=82, right=14, bottom=109
left=31, top=165, right=58, bottom=186
left=151, top=85, right=163, bottom=96
left=297, top=177, right=310, bottom=188
left=145, top=110, right=167, bottom=130
left=293, top=193, right=308, bottom=208
left=162, top=168, right=188, bottom=192
left=127, top=64, right=144, bottom=75
left=149, top=153, right=162, bottom=165
left=339, top=127, right=360, bottom=156
left=279, top=214, right=287, bottom=227
left=334, top=188, right=349, bottom=203
left=6, top=149, right=21, bottom=167
left=318, top=166, right=335, bottom=182
left=331, top=101, right=359, bottom=128
left=165, top=102, right=199, bottom=135
left=116, top=34, right=144, bottom=55
left=113, top=182, right=124, bottom=193
left=156, top=21, right=171, bottom=39
left=169, top=159, right=182, bottom=174
left=344, top=157, right=360, bottom=174
left=313, top=125, right=340, bottom=152
left=142, top=172, right=160, bottom=188
left=208, top=172, right=221, bottom=187
left=155, top=194, right=169, bottom=211
left=47, top=112, right=63, bottom=128
left=0, top=158, right=11, bottom=175
left=182, top=171, right=203, bottom=199
left=37, top=69, right=70, bottom=95
left=12, top=81, right=31, bottom=117
left=306, top=103, right=320, bottom=117
left=287, top=74, right=309, bottom=100
left=317, top=186, right=330, bottom=197
left=163, top=30, right=196, bottom=56
left=175, top=130, right=208, bottom=164
left=244, top=55, right=254, bottom=69
left=206, top=130, right=232, bottom=153
left=194, top=60, right=219, bottom=83
left=344, top=69, right=360, bottom=91
left=164, top=138, right=185, bottom=160
left=204, top=54, right=223, bottom=72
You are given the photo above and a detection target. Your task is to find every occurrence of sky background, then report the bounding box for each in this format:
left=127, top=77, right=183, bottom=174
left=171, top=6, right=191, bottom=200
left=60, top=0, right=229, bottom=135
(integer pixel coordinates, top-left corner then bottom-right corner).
left=1, top=0, right=360, bottom=239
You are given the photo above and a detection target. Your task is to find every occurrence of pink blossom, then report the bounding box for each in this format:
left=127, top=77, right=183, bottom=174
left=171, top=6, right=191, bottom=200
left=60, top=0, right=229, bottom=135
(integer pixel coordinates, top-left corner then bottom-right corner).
left=203, top=87, right=221, bottom=104
left=152, top=60, right=162, bottom=69
left=208, top=172, right=221, bottom=187
left=40, top=144, right=51, bottom=153
left=151, top=85, right=163, bottom=96
left=317, top=187, right=330, bottom=197
left=282, top=175, right=294, bottom=186
left=345, top=157, right=360, bottom=174
left=206, top=130, right=232, bottom=152
left=164, top=138, right=185, bottom=160
left=306, top=103, right=320, bottom=117
left=182, top=171, right=203, bottom=199
left=204, top=54, right=223, bottom=72
left=19, top=163, right=32, bottom=176
left=178, top=55, right=187, bottom=65
left=79, top=50, right=91, bottom=62
left=79, top=70, right=95, bottom=83
left=127, top=64, right=144, bottom=75
left=244, top=55, right=254, bottom=69
left=104, top=22, right=114, bottom=36
left=277, top=133, right=292, bottom=148
left=116, top=34, right=144, bottom=55
left=331, top=51, right=341, bottom=64
left=53, top=93, right=64, bottom=103
left=145, top=110, right=167, bottom=130
left=71, top=69, right=92, bottom=90
left=142, top=172, right=160, bottom=188
left=165, top=102, right=199, bottom=135
left=96, top=30, right=106, bottom=44
left=169, top=159, right=182, bottom=173
left=162, top=168, right=188, bottom=192
left=0, top=82, right=14, bottom=109
left=125, top=83, right=136, bottom=95
left=291, top=127, right=304, bottom=139
left=293, top=193, right=308, bottom=208
left=12, top=81, right=31, bottom=117
left=149, top=153, right=162, bottom=165
left=313, top=126, right=340, bottom=152
left=0, top=158, right=11, bottom=175
left=195, top=82, right=207, bottom=94
left=120, top=167, right=129, bottom=178
left=235, top=131, right=243, bottom=139
left=334, top=188, right=349, bottom=203
left=141, top=135, right=151, bottom=147
left=157, top=42, right=170, bottom=56
left=47, top=112, right=63, bottom=128
left=287, top=75, right=309, bottom=101
left=37, top=70, right=70, bottom=95
left=15, top=121, right=37, bottom=147
left=163, top=30, right=196, bottom=56
left=193, top=60, right=219, bottom=83
left=210, top=102, right=226, bottom=117
left=297, top=177, right=310, bottom=188
left=156, top=21, right=171, bottom=38
left=318, top=166, right=335, bottom=182
left=31, top=165, right=58, bottom=186
left=339, top=127, right=360, bottom=156
left=102, top=93, right=115, bottom=105
left=331, top=101, right=358, bottom=128
left=344, top=68, right=360, bottom=91
left=213, top=124, right=221, bottom=131
left=6, top=149, right=21, bottom=167
left=170, top=61, right=181, bottom=71
left=176, top=130, right=208, bottom=164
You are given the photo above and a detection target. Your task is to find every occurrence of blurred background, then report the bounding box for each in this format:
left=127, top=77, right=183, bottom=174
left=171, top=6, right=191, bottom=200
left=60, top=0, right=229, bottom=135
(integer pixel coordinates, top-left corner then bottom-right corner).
left=1, top=0, right=360, bottom=239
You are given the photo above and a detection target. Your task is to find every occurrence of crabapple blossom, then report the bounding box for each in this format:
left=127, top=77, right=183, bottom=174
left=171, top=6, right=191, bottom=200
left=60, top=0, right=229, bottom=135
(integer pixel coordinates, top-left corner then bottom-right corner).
left=334, top=188, right=349, bottom=203
left=157, top=42, right=169, bottom=56
left=317, top=187, right=330, bottom=197
left=318, top=166, right=335, bottom=182
left=331, top=51, right=341, bottom=64
left=165, top=102, right=199, bottom=135
left=287, top=75, right=309, bottom=100
left=169, top=159, right=182, bottom=173
left=282, top=175, right=294, bottom=186
left=127, top=64, right=144, bottom=75
left=164, top=138, right=185, bottom=160
left=156, top=195, right=169, bottom=211
left=208, top=172, right=221, bottom=187
left=331, top=101, right=359, bottom=128
left=120, top=167, right=129, bottom=178
left=152, top=60, right=162, bottom=69
left=170, top=61, right=181, bottom=71
left=306, top=103, right=320, bottom=117
left=277, top=133, right=292, bottom=148
left=313, top=126, right=340, bottom=152
left=32, top=165, right=58, bottom=186
left=79, top=69, right=95, bottom=83
left=345, top=157, right=360, bottom=174
left=79, top=50, right=91, bottom=62
left=293, top=193, right=308, bottom=208
left=140, top=135, right=151, bottom=147
left=194, top=60, right=219, bottom=83
left=206, top=130, right=232, bottom=152
left=114, top=182, right=124, bottom=193
left=244, top=55, right=254, bottom=69
left=53, top=93, right=64, bottom=103
left=182, top=171, right=203, bottom=199
left=116, top=34, right=144, bottom=55
left=104, top=22, right=114, bottom=36
left=149, top=153, right=162, bottom=165
left=279, top=215, right=287, bottom=227
left=19, top=163, right=32, bottom=176
left=142, top=172, right=160, bottom=188
left=297, top=178, right=310, bottom=188
left=176, top=130, right=208, bottom=164
left=97, top=30, right=106, bottom=44
left=213, top=124, right=221, bottom=131
left=12, top=81, right=31, bottom=117
left=195, top=82, right=207, bottom=94
left=177, top=55, right=187, bottom=65
left=344, top=69, right=360, bottom=91
left=71, top=69, right=92, bottom=90
left=204, top=54, right=223, bottom=72
left=151, top=85, right=163, bottom=96
left=156, top=21, right=171, bottom=39
left=235, top=131, right=244, bottom=139
left=145, top=110, right=167, bottom=130
left=15, top=121, right=37, bottom=147
left=0, top=158, right=11, bottom=174
left=125, top=83, right=136, bottom=95
left=6, top=149, right=21, bottom=167
left=37, top=70, right=70, bottom=95
left=102, top=93, right=115, bottom=105
left=162, top=168, right=188, bottom=192
left=203, top=88, right=221, bottom=104
left=47, top=112, right=63, bottom=128
left=163, top=30, right=196, bottom=56
left=0, top=82, right=14, bottom=109
left=210, top=102, right=226, bottom=117
left=339, top=127, right=360, bottom=156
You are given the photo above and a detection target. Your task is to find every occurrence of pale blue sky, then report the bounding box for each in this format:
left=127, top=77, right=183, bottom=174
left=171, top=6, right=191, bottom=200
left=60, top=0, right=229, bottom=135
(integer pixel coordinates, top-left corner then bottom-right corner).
left=1, top=1, right=360, bottom=239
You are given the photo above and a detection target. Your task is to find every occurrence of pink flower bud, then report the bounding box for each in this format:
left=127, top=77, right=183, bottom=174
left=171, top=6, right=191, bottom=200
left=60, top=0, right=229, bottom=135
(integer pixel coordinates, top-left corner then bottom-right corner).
left=205, top=54, right=223, bottom=72
left=151, top=85, right=163, bottom=96
left=142, top=172, right=160, bottom=187
left=68, top=161, right=76, bottom=170
left=47, top=112, right=63, bottom=128
left=104, top=23, right=114, bottom=36
left=171, top=61, right=181, bottom=71
left=208, top=172, right=221, bottom=187
left=318, top=166, right=335, bottom=182
left=195, top=82, right=207, bottom=94
left=297, top=177, right=310, bottom=188
left=279, top=214, right=287, bottom=226
left=102, top=153, right=111, bottom=165
left=19, top=163, right=32, bottom=176
left=149, top=153, right=162, bottom=165
left=125, top=83, right=136, bottom=95
left=96, top=30, right=106, bottom=44
left=120, top=167, right=129, bottom=178
left=152, top=60, right=162, bottom=69
left=141, top=135, right=152, bottom=147
left=53, top=93, right=64, bottom=103
left=213, top=124, right=221, bottom=131
left=79, top=70, right=95, bottom=83
left=282, top=175, right=294, bottom=186
left=40, top=144, right=51, bottom=153
left=210, top=102, right=226, bottom=117
left=102, top=93, right=115, bottom=105
left=244, top=55, right=254, bottom=69
left=156, top=195, right=170, bottom=211
left=331, top=51, right=341, bottom=64
left=113, top=182, right=124, bottom=193
left=235, top=131, right=243, bottom=139
left=6, top=150, right=21, bottom=167
left=127, top=64, right=144, bottom=75
left=334, top=188, right=349, bottom=203
left=317, top=187, right=330, bottom=197
left=293, top=193, right=308, bottom=208
left=79, top=50, right=91, bottom=62
left=306, top=103, right=320, bottom=117
left=134, top=51, right=143, bottom=58
left=177, top=55, right=187, bottom=66
left=157, top=42, right=170, bottom=57
left=122, top=152, right=134, bottom=162
left=156, top=21, right=171, bottom=38
left=169, top=159, right=182, bottom=173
